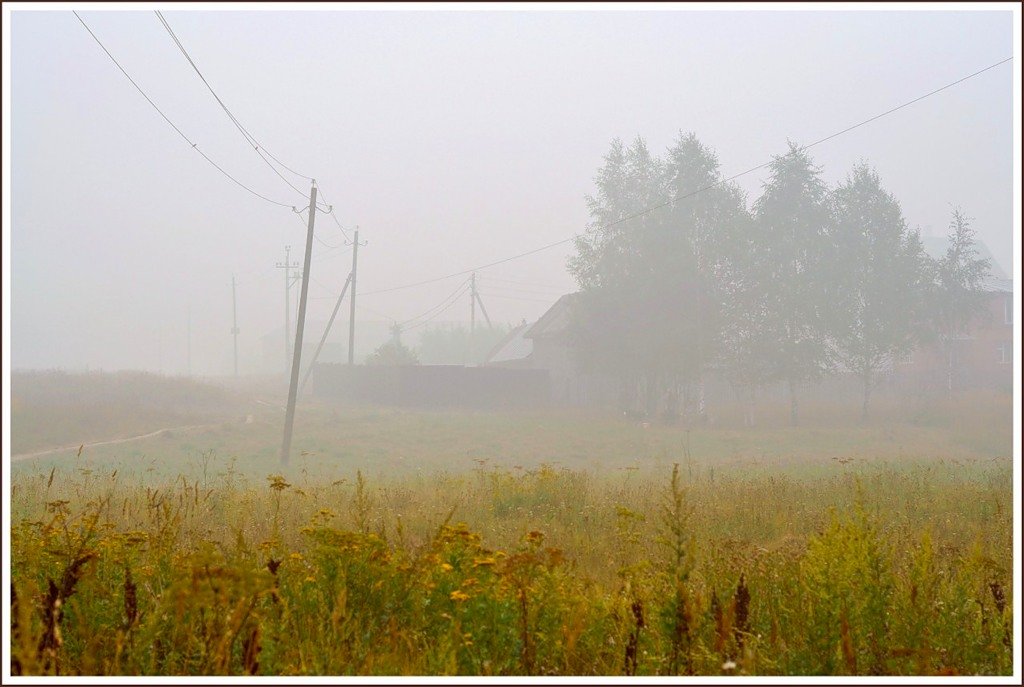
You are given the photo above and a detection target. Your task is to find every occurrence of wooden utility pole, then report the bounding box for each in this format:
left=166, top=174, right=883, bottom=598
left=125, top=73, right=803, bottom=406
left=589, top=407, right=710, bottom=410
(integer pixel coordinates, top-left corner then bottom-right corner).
left=276, top=246, right=300, bottom=371
left=347, top=228, right=360, bottom=365
left=300, top=272, right=352, bottom=395
left=474, top=280, right=492, bottom=328
left=469, top=273, right=476, bottom=365
left=186, top=308, right=192, bottom=377
left=231, top=274, right=239, bottom=377
left=280, top=182, right=318, bottom=466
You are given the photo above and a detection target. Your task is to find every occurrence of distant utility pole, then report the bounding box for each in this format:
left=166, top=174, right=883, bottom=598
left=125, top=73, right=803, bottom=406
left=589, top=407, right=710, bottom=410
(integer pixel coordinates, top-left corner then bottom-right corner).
left=474, top=277, right=492, bottom=328
left=187, top=307, right=192, bottom=377
left=467, top=273, right=491, bottom=365
left=299, top=272, right=352, bottom=395
left=276, top=245, right=300, bottom=371
left=469, top=273, right=477, bottom=365
left=231, top=274, right=239, bottom=377
left=348, top=227, right=361, bottom=365
left=280, top=182, right=320, bottom=466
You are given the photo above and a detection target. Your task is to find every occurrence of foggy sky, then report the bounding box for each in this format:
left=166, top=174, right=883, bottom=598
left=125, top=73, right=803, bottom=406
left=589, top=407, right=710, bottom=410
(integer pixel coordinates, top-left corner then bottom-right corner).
left=8, top=8, right=1016, bottom=375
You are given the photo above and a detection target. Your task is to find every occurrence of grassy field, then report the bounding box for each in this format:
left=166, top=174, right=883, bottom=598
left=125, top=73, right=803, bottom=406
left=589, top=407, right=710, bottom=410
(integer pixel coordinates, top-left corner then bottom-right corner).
left=11, top=370, right=250, bottom=455
left=8, top=385, right=1016, bottom=676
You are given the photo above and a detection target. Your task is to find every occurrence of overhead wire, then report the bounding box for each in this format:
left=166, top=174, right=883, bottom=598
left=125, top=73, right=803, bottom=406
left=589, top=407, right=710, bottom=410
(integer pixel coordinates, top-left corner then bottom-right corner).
left=314, top=187, right=352, bottom=242
left=400, top=285, right=472, bottom=332
left=398, top=278, right=472, bottom=330
left=479, top=275, right=570, bottom=292
left=478, top=291, right=560, bottom=305
left=74, top=11, right=296, bottom=209
left=154, top=10, right=330, bottom=210
left=360, top=55, right=1013, bottom=298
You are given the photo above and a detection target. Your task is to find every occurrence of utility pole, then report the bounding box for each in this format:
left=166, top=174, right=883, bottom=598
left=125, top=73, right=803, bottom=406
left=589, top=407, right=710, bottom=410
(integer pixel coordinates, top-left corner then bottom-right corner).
left=474, top=280, right=492, bottom=328
left=187, top=307, right=192, bottom=377
left=299, top=273, right=352, bottom=395
left=347, top=228, right=360, bottom=365
left=469, top=273, right=476, bottom=365
left=280, top=182, right=319, bottom=466
left=276, top=246, right=300, bottom=371
left=231, top=275, right=239, bottom=377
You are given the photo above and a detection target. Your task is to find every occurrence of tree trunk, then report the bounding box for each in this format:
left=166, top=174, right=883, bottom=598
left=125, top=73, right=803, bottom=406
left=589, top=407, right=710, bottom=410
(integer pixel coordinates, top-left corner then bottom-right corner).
left=787, top=378, right=798, bottom=427
left=860, top=368, right=873, bottom=424
left=698, top=376, right=707, bottom=424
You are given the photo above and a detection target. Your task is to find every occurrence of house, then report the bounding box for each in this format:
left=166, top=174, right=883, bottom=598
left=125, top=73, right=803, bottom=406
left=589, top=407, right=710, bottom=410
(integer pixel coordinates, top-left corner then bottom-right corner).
left=487, top=236, right=1014, bottom=408
left=485, top=294, right=617, bottom=406
left=892, top=239, right=1013, bottom=392
left=484, top=321, right=534, bottom=369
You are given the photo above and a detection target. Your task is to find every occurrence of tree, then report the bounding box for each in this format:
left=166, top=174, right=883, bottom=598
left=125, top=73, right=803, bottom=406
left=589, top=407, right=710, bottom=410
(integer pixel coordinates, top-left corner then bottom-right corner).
left=569, top=133, right=748, bottom=419
left=365, top=339, right=419, bottom=366
left=569, top=136, right=667, bottom=415
left=928, top=207, right=991, bottom=393
left=749, top=143, right=834, bottom=426
left=829, top=163, right=930, bottom=421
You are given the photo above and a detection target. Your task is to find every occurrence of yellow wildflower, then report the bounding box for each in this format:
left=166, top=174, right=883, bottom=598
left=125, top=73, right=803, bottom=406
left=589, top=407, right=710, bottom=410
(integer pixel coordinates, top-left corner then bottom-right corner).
left=449, top=589, right=470, bottom=602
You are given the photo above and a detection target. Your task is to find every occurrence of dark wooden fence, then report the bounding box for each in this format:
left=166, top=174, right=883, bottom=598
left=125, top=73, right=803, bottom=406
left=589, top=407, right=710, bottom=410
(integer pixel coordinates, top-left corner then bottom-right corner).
left=312, top=364, right=551, bottom=409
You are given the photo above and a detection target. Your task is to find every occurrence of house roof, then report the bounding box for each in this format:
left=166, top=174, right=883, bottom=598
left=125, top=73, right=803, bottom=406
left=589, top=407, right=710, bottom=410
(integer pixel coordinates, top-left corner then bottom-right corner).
left=523, top=293, right=578, bottom=339
left=485, top=322, right=534, bottom=364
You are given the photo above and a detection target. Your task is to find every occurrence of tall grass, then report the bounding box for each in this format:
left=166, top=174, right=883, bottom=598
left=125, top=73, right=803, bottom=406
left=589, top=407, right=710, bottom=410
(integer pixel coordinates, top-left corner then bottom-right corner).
left=9, top=458, right=1012, bottom=676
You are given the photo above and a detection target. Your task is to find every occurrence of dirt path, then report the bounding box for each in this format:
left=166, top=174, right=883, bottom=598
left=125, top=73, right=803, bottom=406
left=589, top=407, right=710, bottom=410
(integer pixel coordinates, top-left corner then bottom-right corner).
left=11, top=422, right=224, bottom=463
left=11, top=396, right=287, bottom=463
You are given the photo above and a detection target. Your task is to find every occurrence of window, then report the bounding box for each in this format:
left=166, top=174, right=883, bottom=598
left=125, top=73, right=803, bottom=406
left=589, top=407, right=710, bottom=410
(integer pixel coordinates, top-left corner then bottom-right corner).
left=997, top=343, right=1010, bottom=365
left=897, top=349, right=914, bottom=365
left=1006, top=294, right=1014, bottom=326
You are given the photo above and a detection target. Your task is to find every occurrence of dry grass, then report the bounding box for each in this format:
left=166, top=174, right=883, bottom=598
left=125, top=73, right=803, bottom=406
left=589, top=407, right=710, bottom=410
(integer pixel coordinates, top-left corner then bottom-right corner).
left=9, top=454, right=1013, bottom=676
left=9, top=387, right=1013, bottom=675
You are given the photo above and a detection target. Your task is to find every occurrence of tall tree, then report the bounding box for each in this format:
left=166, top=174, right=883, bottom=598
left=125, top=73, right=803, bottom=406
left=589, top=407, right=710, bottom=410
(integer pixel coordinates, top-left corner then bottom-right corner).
left=750, top=143, right=834, bottom=426
left=662, top=133, right=750, bottom=418
left=829, top=163, right=930, bottom=421
left=929, top=207, right=991, bottom=393
left=569, top=133, right=748, bottom=419
left=569, top=136, right=667, bottom=415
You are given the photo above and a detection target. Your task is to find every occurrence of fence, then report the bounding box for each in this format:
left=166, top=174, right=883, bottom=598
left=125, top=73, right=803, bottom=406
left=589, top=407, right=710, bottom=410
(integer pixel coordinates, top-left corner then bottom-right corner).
left=312, top=364, right=551, bottom=409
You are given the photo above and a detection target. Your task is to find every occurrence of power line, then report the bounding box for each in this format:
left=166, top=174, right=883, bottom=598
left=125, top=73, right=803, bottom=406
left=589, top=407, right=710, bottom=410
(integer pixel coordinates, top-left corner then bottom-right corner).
left=154, top=9, right=324, bottom=208
left=478, top=279, right=568, bottom=297
left=314, top=188, right=352, bottom=242
left=481, top=275, right=569, bottom=292
left=360, top=55, right=1013, bottom=298
left=73, top=11, right=295, bottom=209
left=291, top=205, right=348, bottom=252
left=479, top=291, right=561, bottom=305
left=402, top=288, right=471, bottom=332
left=356, top=303, right=397, bottom=321
left=399, top=279, right=472, bottom=330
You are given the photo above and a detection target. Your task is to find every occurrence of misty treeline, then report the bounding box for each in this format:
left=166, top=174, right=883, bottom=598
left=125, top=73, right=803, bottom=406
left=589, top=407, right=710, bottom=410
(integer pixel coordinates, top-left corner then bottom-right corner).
left=569, top=134, right=992, bottom=424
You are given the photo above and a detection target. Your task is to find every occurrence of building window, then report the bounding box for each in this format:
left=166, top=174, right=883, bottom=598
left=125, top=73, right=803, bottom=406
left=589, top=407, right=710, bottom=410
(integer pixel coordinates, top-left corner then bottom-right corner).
left=997, top=343, right=1010, bottom=364
left=1006, top=294, right=1013, bottom=326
